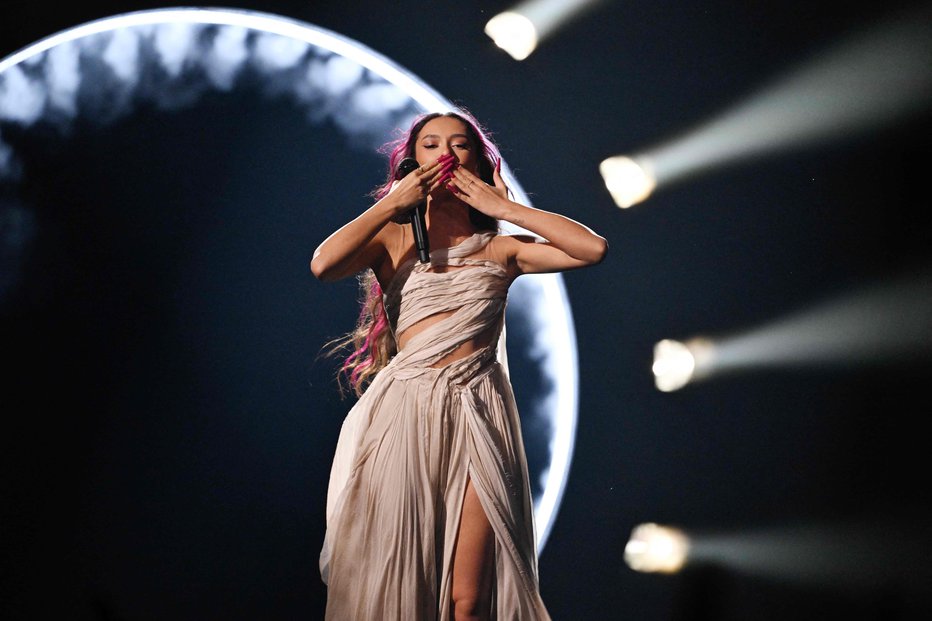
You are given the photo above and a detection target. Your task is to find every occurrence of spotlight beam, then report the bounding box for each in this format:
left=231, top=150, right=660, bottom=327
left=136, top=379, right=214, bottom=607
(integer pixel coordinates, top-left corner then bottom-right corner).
left=713, top=269, right=932, bottom=374
left=654, top=268, right=932, bottom=390
left=603, top=4, right=932, bottom=206
left=688, top=516, right=932, bottom=594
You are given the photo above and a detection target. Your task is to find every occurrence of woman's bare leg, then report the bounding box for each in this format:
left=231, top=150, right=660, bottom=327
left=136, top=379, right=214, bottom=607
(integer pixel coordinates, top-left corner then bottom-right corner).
left=451, top=476, right=495, bottom=621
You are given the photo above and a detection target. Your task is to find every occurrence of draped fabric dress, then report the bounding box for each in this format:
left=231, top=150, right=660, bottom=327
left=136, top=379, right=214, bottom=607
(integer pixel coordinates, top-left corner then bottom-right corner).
left=320, top=231, right=551, bottom=620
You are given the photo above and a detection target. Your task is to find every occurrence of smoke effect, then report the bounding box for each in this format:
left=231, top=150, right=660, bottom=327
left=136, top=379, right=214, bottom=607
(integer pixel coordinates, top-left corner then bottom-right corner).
left=0, top=17, right=422, bottom=182
left=0, top=12, right=422, bottom=301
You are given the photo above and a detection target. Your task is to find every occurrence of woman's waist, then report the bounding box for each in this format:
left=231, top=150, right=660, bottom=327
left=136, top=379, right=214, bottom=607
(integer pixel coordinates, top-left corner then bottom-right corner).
left=394, top=333, right=494, bottom=363
left=387, top=343, right=501, bottom=385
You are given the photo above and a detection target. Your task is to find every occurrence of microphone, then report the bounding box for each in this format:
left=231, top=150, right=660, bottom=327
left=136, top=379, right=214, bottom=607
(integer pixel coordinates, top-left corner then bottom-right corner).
left=395, top=157, right=430, bottom=263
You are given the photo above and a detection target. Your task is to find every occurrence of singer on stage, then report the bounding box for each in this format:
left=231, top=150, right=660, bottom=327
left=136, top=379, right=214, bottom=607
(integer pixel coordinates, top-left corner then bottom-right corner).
left=310, top=109, right=607, bottom=620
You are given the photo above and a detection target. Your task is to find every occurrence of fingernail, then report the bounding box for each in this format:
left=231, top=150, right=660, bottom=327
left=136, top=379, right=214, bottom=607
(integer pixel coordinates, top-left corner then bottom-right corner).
left=448, top=183, right=459, bottom=193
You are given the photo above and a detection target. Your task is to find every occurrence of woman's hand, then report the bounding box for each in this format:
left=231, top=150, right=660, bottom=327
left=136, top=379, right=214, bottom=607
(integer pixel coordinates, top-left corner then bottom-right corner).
left=445, top=158, right=608, bottom=273
left=444, top=159, right=509, bottom=218
left=310, top=155, right=457, bottom=281
left=387, top=155, right=455, bottom=216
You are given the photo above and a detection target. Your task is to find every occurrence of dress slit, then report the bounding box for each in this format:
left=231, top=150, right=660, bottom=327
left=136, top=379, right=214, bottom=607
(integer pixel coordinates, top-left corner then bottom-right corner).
left=447, top=465, right=498, bottom=619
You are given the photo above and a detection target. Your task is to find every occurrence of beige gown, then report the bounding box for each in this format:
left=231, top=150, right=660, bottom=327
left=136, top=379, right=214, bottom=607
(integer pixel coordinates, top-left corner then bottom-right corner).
left=320, top=231, right=551, bottom=620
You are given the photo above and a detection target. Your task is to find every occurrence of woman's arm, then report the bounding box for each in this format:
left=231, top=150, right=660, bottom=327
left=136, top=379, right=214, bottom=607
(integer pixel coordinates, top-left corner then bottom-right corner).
left=447, top=166, right=608, bottom=275
left=309, top=200, right=396, bottom=282
left=310, top=159, right=446, bottom=282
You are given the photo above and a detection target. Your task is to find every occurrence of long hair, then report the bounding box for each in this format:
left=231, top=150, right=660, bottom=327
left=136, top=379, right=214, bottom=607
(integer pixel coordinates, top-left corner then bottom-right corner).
left=325, top=109, right=503, bottom=398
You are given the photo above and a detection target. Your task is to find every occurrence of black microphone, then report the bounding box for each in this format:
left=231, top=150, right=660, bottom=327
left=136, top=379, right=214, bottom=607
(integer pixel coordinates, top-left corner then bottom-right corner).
left=395, top=157, right=430, bottom=263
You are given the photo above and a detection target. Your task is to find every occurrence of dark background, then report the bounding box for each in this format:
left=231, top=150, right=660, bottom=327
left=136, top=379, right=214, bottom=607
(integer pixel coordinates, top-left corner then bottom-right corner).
left=2, top=1, right=931, bottom=620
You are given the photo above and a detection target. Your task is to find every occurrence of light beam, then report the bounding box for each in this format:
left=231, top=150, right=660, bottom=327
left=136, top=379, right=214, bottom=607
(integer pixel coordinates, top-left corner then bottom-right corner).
left=601, top=4, right=932, bottom=208
left=653, top=268, right=932, bottom=391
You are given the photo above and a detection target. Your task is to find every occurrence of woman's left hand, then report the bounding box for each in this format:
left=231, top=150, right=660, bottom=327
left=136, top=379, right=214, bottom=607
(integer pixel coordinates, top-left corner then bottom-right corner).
left=445, top=160, right=509, bottom=218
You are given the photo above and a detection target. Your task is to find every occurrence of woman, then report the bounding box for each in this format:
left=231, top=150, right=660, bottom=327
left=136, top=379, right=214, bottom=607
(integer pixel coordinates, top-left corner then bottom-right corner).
left=311, top=109, right=607, bottom=620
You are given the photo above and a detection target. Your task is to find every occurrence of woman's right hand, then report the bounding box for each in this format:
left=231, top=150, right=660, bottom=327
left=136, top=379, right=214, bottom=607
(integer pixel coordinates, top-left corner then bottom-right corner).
left=387, top=154, right=456, bottom=215
left=310, top=154, right=457, bottom=281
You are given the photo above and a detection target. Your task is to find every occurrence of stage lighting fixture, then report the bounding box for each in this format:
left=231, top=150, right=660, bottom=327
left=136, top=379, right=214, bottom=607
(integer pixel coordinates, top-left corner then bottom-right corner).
left=598, top=155, right=656, bottom=209
left=484, top=12, right=537, bottom=61
left=484, top=0, right=599, bottom=61
left=653, top=338, right=715, bottom=392
left=624, top=522, right=691, bottom=574
left=625, top=517, right=932, bottom=596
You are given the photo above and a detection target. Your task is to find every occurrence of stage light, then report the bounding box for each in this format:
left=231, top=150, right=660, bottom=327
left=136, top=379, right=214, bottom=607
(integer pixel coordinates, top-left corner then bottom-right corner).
left=484, top=0, right=599, bottom=61
left=652, top=338, right=716, bottom=392
left=601, top=4, right=932, bottom=208
left=652, top=339, right=694, bottom=392
left=484, top=12, right=537, bottom=61
left=653, top=269, right=932, bottom=391
left=624, top=522, right=691, bottom=574
left=626, top=516, right=932, bottom=596
left=598, top=155, right=656, bottom=209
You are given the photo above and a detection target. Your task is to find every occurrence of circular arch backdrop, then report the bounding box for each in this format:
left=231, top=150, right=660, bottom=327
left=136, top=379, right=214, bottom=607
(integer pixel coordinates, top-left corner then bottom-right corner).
left=0, top=8, right=579, bottom=551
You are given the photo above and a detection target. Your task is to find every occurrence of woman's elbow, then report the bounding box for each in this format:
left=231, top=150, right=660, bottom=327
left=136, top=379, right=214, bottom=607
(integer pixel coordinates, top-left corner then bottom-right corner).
left=586, top=236, right=609, bottom=265
left=310, top=254, right=333, bottom=281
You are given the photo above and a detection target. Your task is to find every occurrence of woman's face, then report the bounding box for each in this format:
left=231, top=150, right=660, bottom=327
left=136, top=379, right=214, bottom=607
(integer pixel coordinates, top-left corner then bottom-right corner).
left=414, top=116, right=480, bottom=174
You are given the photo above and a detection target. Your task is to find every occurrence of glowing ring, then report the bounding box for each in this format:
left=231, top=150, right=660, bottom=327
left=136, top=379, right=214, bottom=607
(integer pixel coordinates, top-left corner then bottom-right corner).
left=0, top=7, right=578, bottom=551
